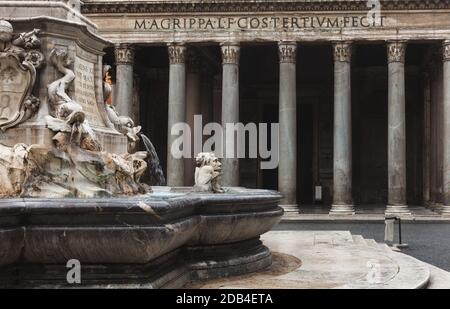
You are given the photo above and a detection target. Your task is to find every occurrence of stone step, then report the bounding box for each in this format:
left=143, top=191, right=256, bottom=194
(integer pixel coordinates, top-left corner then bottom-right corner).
left=426, top=265, right=450, bottom=289
left=353, top=235, right=393, bottom=252
left=365, top=239, right=379, bottom=248
left=351, top=235, right=367, bottom=246
left=258, top=231, right=432, bottom=289
left=357, top=235, right=450, bottom=289
left=378, top=243, right=392, bottom=252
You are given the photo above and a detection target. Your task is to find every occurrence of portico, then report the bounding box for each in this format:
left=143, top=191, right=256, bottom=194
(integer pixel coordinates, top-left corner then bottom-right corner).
left=84, top=0, right=450, bottom=216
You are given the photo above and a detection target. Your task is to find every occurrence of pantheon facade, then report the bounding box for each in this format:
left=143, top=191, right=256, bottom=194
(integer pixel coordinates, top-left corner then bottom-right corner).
left=48, top=0, right=450, bottom=215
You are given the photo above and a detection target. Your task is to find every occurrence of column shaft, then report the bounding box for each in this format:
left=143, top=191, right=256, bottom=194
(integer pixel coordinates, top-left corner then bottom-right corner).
left=386, top=42, right=410, bottom=216
left=441, top=41, right=450, bottom=215
left=167, top=44, right=186, bottom=187
left=423, top=70, right=431, bottom=207
left=278, top=42, right=298, bottom=211
left=114, top=44, right=135, bottom=121
left=221, top=43, right=240, bottom=187
left=330, top=42, right=355, bottom=215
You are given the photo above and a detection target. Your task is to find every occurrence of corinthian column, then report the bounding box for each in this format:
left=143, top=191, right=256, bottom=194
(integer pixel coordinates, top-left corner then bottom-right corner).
left=167, top=43, right=186, bottom=187
left=221, top=43, right=240, bottom=187
left=114, top=44, right=135, bottom=120
left=330, top=42, right=355, bottom=215
left=386, top=41, right=410, bottom=216
left=441, top=40, right=450, bottom=215
left=278, top=42, right=298, bottom=212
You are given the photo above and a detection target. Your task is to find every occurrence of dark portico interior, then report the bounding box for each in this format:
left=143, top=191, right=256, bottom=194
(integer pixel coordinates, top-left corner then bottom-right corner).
left=105, top=41, right=442, bottom=209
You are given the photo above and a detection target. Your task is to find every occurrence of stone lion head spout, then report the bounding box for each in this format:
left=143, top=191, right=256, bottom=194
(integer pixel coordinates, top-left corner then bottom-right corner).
left=193, top=152, right=224, bottom=193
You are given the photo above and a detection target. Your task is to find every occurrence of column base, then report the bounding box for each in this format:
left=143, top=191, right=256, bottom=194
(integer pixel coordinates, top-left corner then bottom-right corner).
left=280, top=205, right=299, bottom=214
left=438, top=205, right=450, bottom=216
left=329, top=204, right=355, bottom=216
left=385, top=205, right=411, bottom=217
left=423, top=200, right=432, bottom=209
left=429, top=202, right=443, bottom=212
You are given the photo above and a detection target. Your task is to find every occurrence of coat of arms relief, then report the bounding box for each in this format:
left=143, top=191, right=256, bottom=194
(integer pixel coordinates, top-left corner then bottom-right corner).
left=0, top=20, right=44, bottom=131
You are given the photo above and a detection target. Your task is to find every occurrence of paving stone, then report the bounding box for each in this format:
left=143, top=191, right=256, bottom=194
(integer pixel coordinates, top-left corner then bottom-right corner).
left=187, top=231, right=444, bottom=289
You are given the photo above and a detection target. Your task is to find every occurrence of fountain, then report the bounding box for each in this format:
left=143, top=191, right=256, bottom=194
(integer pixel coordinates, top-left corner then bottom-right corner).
left=0, top=14, right=283, bottom=288
left=139, top=133, right=166, bottom=186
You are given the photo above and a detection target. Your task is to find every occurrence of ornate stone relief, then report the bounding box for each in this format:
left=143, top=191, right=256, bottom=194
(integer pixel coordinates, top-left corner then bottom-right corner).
left=333, top=42, right=352, bottom=62
left=193, top=152, right=224, bottom=193
left=82, top=1, right=450, bottom=14
left=168, top=44, right=186, bottom=64
left=387, top=41, right=406, bottom=63
left=278, top=42, right=297, bottom=63
left=46, top=48, right=103, bottom=151
left=0, top=20, right=43, bottom=131
left=221, top=43, right=240, bottom=64
left=0, top=46, right=151, bottom=198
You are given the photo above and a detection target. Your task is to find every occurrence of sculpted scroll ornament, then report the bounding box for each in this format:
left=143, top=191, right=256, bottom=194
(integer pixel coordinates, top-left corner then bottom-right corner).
left=333, top=42, right=352, bottom=62
left=168, top=44, right=186, bottom=64
left=387, top=42, right=406, bottom=63
left=221, top=44, right=240, bottom=64
left=278, top=42, right=297, bottom=63
left=115, top=44, right=134, bottom=65
left=0, top=20, right=43, bottom=131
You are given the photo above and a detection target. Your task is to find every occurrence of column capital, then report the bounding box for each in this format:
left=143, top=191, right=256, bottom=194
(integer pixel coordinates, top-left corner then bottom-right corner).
left=114, top=44, right=135, bottom=65
left=168, top=43, right=186, bottom=65
left=333, top=41, right=352, bottom=63
left=278, top=42, right=297, bottom=63
left=387, top=41, right=407, bottom=63
left=220, top=43, right=240, bottom=65
left=443, top=40, right=450, bottom=62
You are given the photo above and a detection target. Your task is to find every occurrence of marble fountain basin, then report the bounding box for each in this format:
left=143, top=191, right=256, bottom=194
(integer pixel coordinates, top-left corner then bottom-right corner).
left=0, top=187, right=283, bottom=288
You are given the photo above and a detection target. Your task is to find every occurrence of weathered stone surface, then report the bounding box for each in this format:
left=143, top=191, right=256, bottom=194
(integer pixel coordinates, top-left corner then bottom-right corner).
left=1, top=1, right=97, bottom=32
left=83, top=3, right=450, bottom=44
left=166, top=43, right=186, bottom=186
left=386, top=41, right=410, bottom=216
left=442, top=40, right=450, bottom=215
left=114, top=44, right=136, bottom=123
left=0, top=21, right=43, bottom=131
left=330, top=41, right=354, bottom=215
left=221, top=43, right=240, bottom=187
left=0, top=19, right=150, bottom=199
left=187, top=231, right=434, bottom=289
left=278, top=42, right=297, bottom=210
left=1, top=16, right=127, bottom=154
left=0, top=187, right=283, bottom=287
left=0, top=143, right=149, bottom=198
